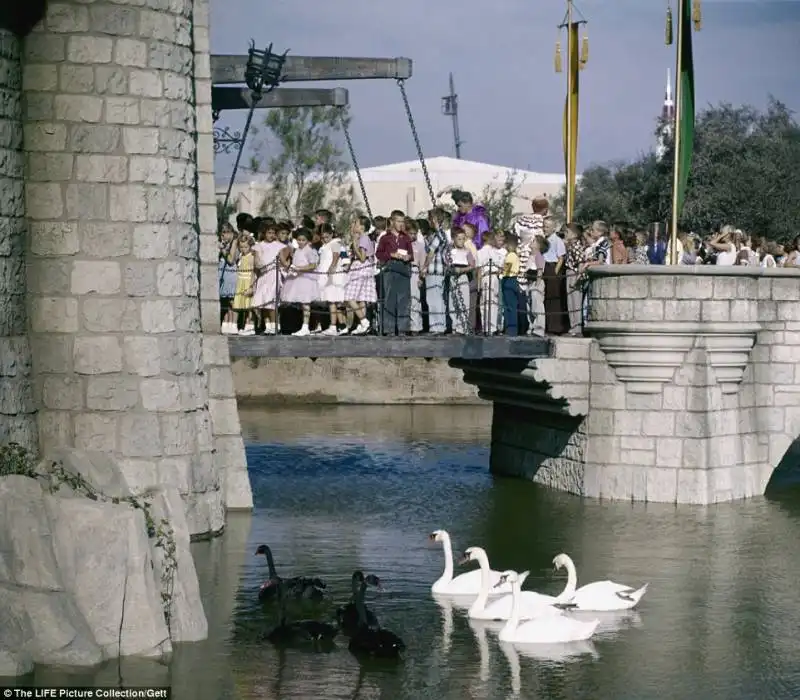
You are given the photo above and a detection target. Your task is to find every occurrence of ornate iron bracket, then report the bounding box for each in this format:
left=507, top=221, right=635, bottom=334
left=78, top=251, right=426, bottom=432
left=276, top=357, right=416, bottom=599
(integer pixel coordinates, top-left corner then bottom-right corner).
left=215, top=42, right=289, bottom=223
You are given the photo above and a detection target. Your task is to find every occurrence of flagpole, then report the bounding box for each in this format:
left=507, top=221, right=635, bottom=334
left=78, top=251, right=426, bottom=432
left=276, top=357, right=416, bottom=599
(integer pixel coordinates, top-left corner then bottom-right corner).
left=668, top=1, right=685, bottom=266
left=565, top=0, right=574, bottom=223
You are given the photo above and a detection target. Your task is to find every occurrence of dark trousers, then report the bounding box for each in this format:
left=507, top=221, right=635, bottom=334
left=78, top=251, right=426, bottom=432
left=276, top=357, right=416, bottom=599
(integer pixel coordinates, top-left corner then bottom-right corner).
left=501, top=277, right=524, bottom=336
left=381, top=260, right=411, bottom=335
left=220, top=297, right=232, bottom=324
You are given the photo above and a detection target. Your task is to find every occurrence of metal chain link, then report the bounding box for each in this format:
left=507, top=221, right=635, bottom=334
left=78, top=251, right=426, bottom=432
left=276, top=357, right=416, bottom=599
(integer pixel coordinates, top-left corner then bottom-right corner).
left=339, top=108, right=373, bottom=221
left=396, top=78, right=471, bottom=335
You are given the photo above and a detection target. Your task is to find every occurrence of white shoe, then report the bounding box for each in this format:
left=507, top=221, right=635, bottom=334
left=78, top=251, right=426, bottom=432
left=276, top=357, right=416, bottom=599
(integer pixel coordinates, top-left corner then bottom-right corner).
left=321, top=326, right=338, bottom=336
left=264, top=322, right=276, bottom=335
left=220, top=322, right=234, bottom=335
left=351, top=320, right=370, bottom=335
left=292, top=326, right=310, bottom=336
left=338, top=326, right=350, bottom=335
left=238, top=327, right=255, bottom=336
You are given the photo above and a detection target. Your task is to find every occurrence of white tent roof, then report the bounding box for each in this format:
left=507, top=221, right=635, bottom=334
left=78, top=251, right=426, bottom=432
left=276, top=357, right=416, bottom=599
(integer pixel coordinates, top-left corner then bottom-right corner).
left=357, top=156, right=566, bottom=185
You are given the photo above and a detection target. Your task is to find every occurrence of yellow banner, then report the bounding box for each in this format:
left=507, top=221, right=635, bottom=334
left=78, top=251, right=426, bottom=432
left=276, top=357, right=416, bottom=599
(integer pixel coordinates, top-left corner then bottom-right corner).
left=562, top=22, right=580, bottom=223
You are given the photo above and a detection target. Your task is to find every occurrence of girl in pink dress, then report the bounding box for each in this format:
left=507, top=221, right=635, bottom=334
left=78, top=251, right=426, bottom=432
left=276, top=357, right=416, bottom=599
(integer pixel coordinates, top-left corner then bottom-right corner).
left=282, top=229, right=320, bottom=336
left=252, top=221, right=288, bottom=334
left=344, top=215, right=376, bottom=335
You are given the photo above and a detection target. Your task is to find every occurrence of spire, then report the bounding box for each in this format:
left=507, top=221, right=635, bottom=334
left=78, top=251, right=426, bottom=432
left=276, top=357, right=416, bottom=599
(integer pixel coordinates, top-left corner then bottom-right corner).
left=662, top=68, right=675, bottom=121
left=656, top=67, right=675, bottom=161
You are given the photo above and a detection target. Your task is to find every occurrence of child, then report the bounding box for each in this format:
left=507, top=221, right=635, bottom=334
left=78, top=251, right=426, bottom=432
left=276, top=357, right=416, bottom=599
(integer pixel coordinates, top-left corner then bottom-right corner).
left=218, top=223, right=239, bottom=334
left=501, top=234, right=525, bottom=336
left=525, top=234, right=547, bottom=336
left=282, top=228, right=320, bottom=336
left=344, top=215, right=376, bottom=335
left=448, top=227, right=475, bottom=334
left=252, top=220, right=287, bottom=334
left=406, top=218, right=426, bottom=334
left=476, top=230, right=507, bottom=335
left=231, top=235, right=256, bottom=335
left=462, top=222, right=479, bottom=331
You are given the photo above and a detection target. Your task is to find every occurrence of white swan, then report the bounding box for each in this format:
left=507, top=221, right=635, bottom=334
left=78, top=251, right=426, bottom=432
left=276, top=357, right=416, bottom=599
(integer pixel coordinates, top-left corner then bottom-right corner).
left=429, top=530, right=511, bottom=595
left=461, top=547, right=560, bottom=621
left=552, top=553, right=648, bottom=612
left=495, top=570, right=599, bottom=644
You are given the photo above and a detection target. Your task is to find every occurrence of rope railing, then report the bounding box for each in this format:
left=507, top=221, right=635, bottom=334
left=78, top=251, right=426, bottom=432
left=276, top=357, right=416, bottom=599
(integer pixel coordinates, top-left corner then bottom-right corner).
left=222, top=258, right=582, bottom=338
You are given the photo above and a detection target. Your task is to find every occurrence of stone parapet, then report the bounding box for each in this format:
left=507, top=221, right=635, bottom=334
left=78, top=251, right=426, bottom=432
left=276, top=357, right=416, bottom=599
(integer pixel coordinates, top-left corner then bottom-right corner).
left=457, top=267, right=800, bottom=505
left=0, top=31, right=38, bottom=450
left=580, top=266, right=800, bottom=504
left=20, top=0, right=229, bottom=536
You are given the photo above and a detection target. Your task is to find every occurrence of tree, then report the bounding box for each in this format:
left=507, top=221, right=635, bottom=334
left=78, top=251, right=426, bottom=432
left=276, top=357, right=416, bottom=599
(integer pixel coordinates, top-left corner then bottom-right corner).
left=216, top=197, right=236, bottom=226
left=479, top=171, right=527, bottom=231
left=248, top=106, right=362, bottom=227
left=569, top=99, right=800, bottom=240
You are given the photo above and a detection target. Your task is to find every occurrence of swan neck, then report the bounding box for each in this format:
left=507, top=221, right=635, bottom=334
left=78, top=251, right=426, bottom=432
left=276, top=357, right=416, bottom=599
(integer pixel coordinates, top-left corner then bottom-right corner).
left=501, top=578, right=521, bottom=641
left=471, top=551, right=491, bottom=613
left=441, top=534, right=454, bottom=582
left=563, top=557, right=578, bottom=597
left=263, top=548, right=277, bottom=578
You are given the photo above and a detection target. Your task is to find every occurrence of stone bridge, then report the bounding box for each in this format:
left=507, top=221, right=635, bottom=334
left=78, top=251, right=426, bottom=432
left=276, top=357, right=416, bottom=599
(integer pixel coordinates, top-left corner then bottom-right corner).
left=455, top=266, right=800, bottom=504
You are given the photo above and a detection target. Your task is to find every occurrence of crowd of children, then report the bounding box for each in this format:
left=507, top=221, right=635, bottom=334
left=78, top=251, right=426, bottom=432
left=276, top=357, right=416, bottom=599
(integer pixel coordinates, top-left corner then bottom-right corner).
left=217, top=203, right=558, bottom=337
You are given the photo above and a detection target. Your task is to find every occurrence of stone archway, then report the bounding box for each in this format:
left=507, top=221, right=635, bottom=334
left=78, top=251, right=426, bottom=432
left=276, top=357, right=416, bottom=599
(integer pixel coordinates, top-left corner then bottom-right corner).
left=765, top=436, right=800, bottom=494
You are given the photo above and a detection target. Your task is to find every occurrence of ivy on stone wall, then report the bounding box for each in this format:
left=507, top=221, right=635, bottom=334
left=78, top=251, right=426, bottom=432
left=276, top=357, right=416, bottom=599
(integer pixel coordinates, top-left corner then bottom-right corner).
left=0, top=442, right=178, bottom=632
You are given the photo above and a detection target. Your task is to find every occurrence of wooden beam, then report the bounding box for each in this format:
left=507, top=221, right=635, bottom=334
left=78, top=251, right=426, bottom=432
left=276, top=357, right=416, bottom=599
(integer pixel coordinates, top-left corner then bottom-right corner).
left=211, top=55, right=413, bottom=85
left=227, top=335, right=550, bottom=360
left=212, top=87, right=348, bottom=112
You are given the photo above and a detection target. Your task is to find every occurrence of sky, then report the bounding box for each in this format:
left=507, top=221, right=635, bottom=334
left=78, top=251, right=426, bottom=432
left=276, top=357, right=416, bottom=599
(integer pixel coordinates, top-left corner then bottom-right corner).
left=210, top=0, right=800, bottom=179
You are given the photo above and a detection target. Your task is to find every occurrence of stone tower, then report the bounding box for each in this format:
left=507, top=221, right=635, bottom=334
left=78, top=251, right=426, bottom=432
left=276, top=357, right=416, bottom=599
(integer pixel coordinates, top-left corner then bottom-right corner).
left=0, top=0, right=252, bottom=537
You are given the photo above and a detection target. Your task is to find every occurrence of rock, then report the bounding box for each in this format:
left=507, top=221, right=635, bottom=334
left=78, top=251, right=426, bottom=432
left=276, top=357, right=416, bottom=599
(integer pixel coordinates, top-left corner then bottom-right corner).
left=0, top=448, right=210, bottom=677
left=0, top=475, right=62, bottom=591
left=0, top=648, right=33, bottom=676
left=42, top=449, right=133, bottom=500
left=182, top=489, right=225, bottom=539
left=46, top=495, right=172, bottom=660
left=0, top=475, right=103, bottom=668
left=149, top=487, right=208, bottom=642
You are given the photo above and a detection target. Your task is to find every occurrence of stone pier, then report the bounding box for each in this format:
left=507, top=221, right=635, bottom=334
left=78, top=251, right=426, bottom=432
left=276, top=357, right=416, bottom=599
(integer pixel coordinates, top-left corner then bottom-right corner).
left=455, top=266, right=800, bottom=504
left=2, top=0, right=251, bottom=535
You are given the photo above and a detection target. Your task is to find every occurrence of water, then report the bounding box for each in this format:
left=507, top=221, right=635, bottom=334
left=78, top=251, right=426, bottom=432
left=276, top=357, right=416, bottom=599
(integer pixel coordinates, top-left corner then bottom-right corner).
left=11, top=405, right=800, bottom=698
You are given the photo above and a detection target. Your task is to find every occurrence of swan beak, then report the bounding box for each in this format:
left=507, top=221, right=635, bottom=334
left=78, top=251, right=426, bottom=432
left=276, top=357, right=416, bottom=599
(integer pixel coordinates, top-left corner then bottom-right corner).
left=492, top=578, right=507, bottom=589
left=456, top=555, right=469, bottom=566
left=428, top=533, right=437, bottom=541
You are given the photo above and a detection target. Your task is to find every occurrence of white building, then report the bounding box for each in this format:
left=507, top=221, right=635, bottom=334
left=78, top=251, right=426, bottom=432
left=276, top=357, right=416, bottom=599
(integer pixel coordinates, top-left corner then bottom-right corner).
left=219, top=156, right=567, bottom=221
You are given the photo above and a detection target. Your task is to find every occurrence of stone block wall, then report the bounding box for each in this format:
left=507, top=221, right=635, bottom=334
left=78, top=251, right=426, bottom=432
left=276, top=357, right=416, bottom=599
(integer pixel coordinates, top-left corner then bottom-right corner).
left=457, top=268, right=800, bottom=505
left=585, top=267, right=800, bottom=503
left=192, top=0, right=251, bottom=510
left=15, top=0, right=253, bottom=535
left=453, top=337, right=592, bottom=493
left=0, top=31, right=37, bottom=449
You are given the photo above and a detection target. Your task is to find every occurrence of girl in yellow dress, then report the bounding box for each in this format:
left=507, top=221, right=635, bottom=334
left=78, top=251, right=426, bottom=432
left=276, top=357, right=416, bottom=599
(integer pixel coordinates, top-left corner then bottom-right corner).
left=232, top=235, right=256, bottom=335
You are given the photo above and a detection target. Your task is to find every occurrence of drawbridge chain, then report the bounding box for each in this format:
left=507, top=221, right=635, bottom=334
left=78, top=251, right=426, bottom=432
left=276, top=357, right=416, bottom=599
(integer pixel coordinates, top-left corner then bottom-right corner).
left=397, top=78, right=471, bottom=335
left=339, top=108, right=373, bottom=221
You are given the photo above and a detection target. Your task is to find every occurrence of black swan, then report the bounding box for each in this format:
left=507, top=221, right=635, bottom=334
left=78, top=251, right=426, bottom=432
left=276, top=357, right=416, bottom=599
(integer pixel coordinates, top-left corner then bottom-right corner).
left=348, top=583, right=405, bottom=658
left=255, top=544, right=327, bottom=601
left=337, top=571, right=381, bottom=636
left=264, top=581, right=338, bottom=648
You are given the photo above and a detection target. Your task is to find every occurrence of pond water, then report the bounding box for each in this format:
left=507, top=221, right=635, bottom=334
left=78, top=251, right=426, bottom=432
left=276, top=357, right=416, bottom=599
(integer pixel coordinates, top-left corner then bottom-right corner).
left=10, top=405, right=800, bottom=699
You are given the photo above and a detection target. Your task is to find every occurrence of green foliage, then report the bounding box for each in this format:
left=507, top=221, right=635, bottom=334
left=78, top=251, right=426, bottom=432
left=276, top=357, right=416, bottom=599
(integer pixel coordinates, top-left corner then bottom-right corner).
left=216, top=198, right=236, bottom=227
left=569, top=99, right=800, bottom=240
left=0, top=442, right=38, bottom=478
left=479, top=171, right=527, bottom=231
left=0, top=442, right=178, bottom=631
left=249, top=105, right=362, bottom=228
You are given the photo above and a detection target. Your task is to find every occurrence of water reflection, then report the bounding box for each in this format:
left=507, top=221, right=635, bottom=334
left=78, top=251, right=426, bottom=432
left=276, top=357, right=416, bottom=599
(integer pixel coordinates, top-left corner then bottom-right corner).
left=14, top=405, right=800, bottom=700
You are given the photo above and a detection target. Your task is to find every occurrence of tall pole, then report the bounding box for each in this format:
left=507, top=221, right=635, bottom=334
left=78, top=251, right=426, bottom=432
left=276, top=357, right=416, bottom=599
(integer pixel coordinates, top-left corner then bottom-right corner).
left=441, top=73, right=463, bottom=159
left=565, top=0, right=574, bottom=223
left=668, top=1, right=685, bottom=265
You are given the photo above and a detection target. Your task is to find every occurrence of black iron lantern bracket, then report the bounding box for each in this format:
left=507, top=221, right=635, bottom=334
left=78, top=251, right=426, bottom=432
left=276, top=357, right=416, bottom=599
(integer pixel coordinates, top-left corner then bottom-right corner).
left=215, top=42, right=289, bottom=222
